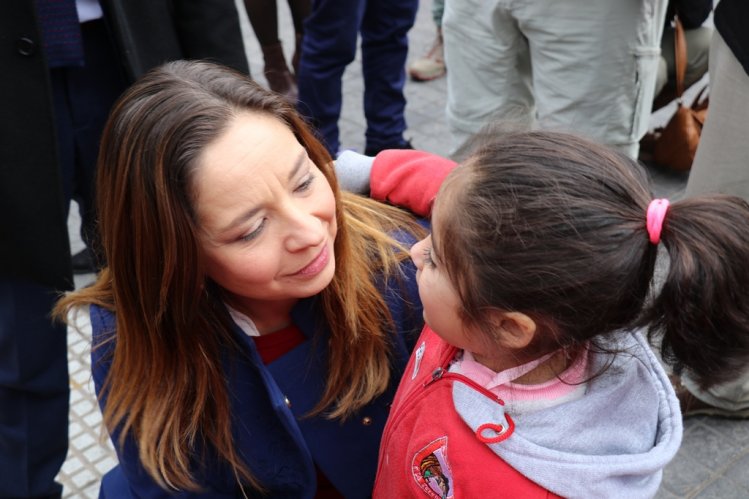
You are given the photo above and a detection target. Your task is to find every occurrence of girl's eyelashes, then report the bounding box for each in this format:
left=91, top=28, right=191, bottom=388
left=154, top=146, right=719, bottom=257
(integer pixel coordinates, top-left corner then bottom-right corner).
left=423, top=247, right=436, bottom=267
left=240, top=218, right=267, bottom=242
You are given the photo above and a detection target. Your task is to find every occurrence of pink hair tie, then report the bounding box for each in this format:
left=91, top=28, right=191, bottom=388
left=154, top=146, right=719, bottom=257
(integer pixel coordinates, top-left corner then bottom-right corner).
left=646, top=199, right=670, bottom=244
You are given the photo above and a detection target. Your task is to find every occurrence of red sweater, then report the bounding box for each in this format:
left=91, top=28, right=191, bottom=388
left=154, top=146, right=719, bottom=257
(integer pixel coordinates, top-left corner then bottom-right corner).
left=373, top=328, right=559, bottom=498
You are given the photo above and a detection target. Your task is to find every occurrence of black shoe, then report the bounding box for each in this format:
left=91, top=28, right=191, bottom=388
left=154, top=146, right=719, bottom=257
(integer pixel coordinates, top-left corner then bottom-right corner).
left=71, top=247, right=96, bottom=274
left=364, top=139, right=414, bottom=157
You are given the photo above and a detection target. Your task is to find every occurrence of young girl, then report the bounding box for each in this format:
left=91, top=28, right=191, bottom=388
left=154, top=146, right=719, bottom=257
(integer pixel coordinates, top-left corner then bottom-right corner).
left=373, top=131, right=749, bottom=498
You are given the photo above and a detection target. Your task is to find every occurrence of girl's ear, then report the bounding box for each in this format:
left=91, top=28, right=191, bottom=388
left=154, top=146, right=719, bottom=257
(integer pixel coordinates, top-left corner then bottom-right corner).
left=489, top=311, right=537, bottom=349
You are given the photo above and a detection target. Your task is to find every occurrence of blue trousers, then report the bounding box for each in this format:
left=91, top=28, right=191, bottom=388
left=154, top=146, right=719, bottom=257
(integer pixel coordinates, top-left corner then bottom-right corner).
left=297, top=0, right=418, bottom=155
left=51, top=19, right=127, bottom=253
left=0, top=279, right=69, bottom=497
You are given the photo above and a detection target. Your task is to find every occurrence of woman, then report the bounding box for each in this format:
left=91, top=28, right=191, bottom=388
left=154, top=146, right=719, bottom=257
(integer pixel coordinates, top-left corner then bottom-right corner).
left=55, top=60, right=453, bottom=497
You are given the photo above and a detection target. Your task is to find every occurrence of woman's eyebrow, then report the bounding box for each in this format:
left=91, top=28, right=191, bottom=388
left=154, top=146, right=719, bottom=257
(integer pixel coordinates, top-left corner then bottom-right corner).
left=218, top=151, right=309, bottom=235
left=287, top=150, right=307, bottom=181
left=220, top=206, right=262, bottom=235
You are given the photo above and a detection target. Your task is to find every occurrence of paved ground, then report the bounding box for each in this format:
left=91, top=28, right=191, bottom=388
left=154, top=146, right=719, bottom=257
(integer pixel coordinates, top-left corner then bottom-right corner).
left=56, top=1, right=749, bottom=497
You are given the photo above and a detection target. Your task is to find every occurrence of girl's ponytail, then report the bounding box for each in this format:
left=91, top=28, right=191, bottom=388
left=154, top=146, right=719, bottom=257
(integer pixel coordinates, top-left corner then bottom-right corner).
left=643, top=195, right=749, bottom=389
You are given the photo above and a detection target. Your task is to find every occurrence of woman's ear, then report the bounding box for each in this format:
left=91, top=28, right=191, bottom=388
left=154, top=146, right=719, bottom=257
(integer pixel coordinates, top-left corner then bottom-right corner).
left=489, top=311, right=537, bottom=349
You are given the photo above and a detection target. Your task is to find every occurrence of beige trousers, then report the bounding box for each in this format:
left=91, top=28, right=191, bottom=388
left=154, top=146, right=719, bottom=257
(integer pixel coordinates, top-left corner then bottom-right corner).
left=443, top=0, right=668, bottom=159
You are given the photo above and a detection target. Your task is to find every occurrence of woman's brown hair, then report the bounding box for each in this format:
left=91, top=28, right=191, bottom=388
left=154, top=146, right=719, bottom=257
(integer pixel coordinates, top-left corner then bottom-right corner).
left=54, top=60, right=423, bottom=490
left=434, top=130, right=749, bottom=387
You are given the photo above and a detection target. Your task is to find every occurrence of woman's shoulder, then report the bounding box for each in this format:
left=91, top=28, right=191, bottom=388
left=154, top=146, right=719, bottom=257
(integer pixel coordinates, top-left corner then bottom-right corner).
left=89, top=304, right=118, bottom=368
left=90, top=303, right=116, bottom=337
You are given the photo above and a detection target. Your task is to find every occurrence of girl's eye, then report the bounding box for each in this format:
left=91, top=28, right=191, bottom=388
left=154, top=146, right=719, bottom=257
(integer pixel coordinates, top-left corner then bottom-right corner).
left=240, top=218, right=266, bottom=242
left=423, top=247, right=436, bottom=268
left=295, top=173, right=315, bottom=193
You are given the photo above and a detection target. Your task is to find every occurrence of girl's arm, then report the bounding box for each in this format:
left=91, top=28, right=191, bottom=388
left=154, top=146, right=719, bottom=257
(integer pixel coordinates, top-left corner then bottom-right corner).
left=335, top=150, right=457, bottom=216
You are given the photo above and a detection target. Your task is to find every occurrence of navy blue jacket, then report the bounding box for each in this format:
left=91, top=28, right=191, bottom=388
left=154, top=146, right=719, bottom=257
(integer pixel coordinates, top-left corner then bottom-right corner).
left=90, top=248, right=423, bottom=497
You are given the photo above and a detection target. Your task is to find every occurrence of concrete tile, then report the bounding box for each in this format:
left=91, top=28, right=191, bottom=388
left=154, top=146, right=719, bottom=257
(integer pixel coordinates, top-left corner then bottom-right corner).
left=61, top=455, right=84, bottom=475
left=95, top=456, right=117, bottom=474
left=72, top=432, right=96, bottom=450
left=709, top=418, right=749, bottom=446
left=83, top=443, right=110, bottom=463
left=654, top=486, right=682, bottom=499
left=82, top=482, right=102, bottom=498
left=83, top=410, right=103, bottom=426
left=723, top=451, right=749, bottom=489
left=695, top=477, right=749, bottom=499
left=659, top=449, right=712, bottom=497
left=70, top=467, right=98, bottom=488
left=680, top=422, right=743, bottom=472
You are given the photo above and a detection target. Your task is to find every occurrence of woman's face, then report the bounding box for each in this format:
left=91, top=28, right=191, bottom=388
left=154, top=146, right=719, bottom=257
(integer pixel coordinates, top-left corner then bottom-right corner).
left=193, top=112, right=337, bottom=317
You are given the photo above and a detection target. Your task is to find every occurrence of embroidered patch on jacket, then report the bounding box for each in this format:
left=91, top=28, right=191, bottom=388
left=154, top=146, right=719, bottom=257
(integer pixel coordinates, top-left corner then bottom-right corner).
left=412, top=341, right=426, bottom=379
left=412, top=436, right=454, bottom=499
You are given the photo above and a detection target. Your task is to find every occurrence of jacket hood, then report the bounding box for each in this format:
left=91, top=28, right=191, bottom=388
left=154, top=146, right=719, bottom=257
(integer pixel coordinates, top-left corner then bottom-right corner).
left=454, top=331, right=682, bottom=498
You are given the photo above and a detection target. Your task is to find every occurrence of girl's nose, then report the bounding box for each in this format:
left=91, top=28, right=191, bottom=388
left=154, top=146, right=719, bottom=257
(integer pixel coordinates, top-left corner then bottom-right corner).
left=410, top=237, right=428, bottom=270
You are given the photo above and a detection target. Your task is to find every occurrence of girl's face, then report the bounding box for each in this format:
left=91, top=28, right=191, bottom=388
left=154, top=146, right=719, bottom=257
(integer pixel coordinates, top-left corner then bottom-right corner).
left=194, top=112, right=337, bottom=317
left=410, top=204, right=480, bottom=352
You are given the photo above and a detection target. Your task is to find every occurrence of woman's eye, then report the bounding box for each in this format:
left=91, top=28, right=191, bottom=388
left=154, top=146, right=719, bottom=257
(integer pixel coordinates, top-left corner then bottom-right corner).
left=295, top=173, right=315, bottom=193
left=240, top=218, right=266, bottom=242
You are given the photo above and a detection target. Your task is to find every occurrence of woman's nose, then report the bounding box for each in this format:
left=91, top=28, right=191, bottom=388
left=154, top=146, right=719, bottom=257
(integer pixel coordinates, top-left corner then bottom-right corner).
left=285, top=207, right=325, bottom=252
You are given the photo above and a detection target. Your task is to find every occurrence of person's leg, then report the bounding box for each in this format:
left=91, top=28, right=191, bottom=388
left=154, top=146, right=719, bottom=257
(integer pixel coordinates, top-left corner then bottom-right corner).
left=443, top=0, right=534, bottom=156
left=244, top=0, right=280, bottom=46
left=244, top=0, right=297, bottom=99
left=297, top=0, right=365, bottom=155
left=287, top=0, right=311, bottom=73
left=686, top=33, right=749, bottom=205
left=0, top=279, right=69, bottom=497
left=407, top=0, right=447, bottom=82
left=521, top=0, right=668, bottom=159
left=432, top=0, right=445, bottom=27
left=287, top=0, right=311, bottom=35
left=679, top=31, right=749, bottom=416
left=68, top=20, right=128, bottom=269
left=360, top=0, right=418, bottom=154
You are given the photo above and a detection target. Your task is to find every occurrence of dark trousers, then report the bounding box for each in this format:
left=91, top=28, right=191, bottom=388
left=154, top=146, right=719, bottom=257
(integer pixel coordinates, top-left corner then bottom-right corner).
left=297, top=0, right=418, bottom=155
left=51, top=19, right=127, bottom=256
left=0, top=279, right=69, bottom=497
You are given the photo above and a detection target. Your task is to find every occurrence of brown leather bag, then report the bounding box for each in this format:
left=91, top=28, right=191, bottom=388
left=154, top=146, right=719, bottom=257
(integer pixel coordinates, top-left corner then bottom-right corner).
left=652, top=16, right=709, bottom=172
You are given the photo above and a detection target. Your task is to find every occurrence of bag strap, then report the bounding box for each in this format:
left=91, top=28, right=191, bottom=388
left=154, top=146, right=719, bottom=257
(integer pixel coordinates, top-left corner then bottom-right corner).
left=674, top=15, right=687, bottom=98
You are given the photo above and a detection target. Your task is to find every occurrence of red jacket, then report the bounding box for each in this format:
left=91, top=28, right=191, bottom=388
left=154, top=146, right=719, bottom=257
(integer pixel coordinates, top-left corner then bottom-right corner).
left=374, top=327, right=560, bottom=498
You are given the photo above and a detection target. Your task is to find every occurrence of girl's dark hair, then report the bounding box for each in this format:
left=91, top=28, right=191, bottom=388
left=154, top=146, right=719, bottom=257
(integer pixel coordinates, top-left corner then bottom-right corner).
left=435, top=130, right=749, bottom=389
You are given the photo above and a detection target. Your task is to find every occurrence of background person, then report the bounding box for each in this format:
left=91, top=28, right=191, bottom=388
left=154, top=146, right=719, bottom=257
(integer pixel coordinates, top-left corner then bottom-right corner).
left=296, top=0, right=418, bottom=156
left=243, top=0, right=310, bottom=101
left=674, top=0, right=749, bottom=419
left=442, top=0, right=669, bottom=160
left=1, top=2, right=249, bottom=495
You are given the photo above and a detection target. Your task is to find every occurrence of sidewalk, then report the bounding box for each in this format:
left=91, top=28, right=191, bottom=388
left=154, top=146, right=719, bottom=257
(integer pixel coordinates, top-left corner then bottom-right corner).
left=56, top=0, right=749, bottom=496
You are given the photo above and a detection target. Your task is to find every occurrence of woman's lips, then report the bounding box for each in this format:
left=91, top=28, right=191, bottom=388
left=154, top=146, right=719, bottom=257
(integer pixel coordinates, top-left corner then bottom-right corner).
left=294, top=244, right=330, bottom=277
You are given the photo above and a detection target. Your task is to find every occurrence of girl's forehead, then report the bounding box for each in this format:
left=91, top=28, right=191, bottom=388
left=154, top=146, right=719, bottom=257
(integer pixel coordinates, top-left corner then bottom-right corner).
left=433, top=168, right=469, bottom=218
